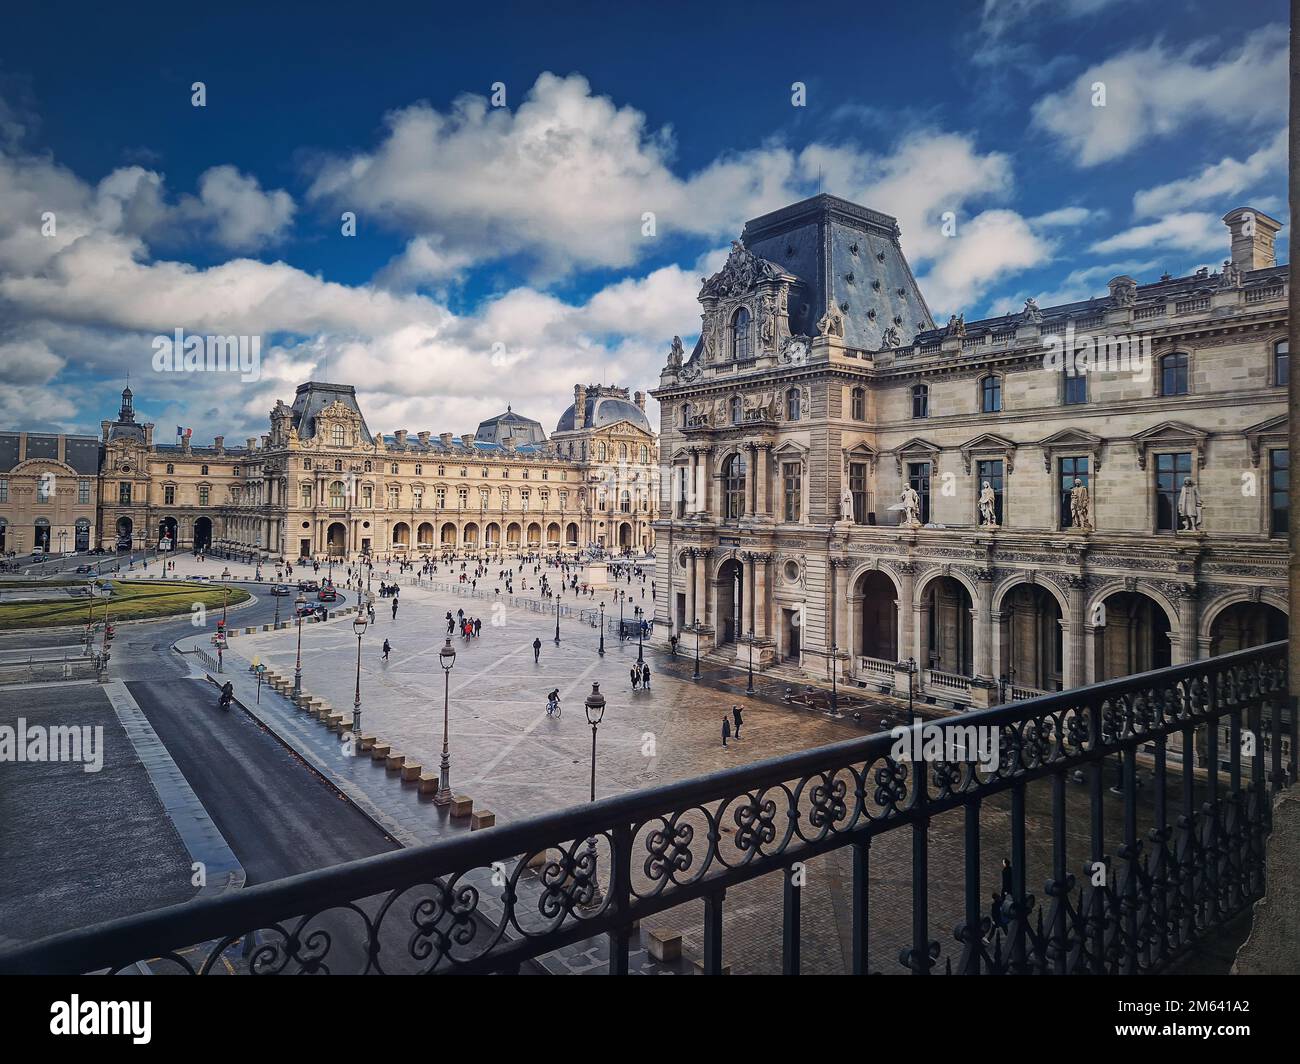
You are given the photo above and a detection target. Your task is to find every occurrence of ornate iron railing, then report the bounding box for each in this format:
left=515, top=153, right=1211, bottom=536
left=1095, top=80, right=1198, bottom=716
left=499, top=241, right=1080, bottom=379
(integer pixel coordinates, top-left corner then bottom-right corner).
left=0, top=642, right=1290, bottom=975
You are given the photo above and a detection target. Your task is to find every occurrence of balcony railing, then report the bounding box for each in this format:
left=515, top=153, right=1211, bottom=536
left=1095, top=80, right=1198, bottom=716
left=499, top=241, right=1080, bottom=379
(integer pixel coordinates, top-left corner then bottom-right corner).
left=0, top=643, right=1289, bottom=975
left=926, top=667, right=971, bottom=695
left=858, top=655, right=897, bottom=683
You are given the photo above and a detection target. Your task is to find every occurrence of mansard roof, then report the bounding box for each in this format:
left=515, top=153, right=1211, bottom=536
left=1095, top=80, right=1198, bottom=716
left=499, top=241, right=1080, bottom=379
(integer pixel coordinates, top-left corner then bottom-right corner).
left=290, top=382, right=373, bottom=444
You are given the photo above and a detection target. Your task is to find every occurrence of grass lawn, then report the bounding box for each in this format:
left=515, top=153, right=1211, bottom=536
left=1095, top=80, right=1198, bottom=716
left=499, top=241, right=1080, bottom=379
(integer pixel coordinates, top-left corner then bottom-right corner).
left=0, top=580, right=251, bottom=629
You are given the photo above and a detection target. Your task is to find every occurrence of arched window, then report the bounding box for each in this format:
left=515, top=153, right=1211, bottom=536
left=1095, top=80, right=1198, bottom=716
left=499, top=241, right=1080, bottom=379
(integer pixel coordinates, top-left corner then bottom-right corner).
left=599, top=442, right=607, bottom=462
left=730, top=396, right=743, bottom=424
left=912, top=384, right=929, bottom=419
left=723, top=453, right=747, bottom=520
left=620, top=443, right=628, bottom=461
left=640, top=444, right=649, bottom=464
left=850, top=387, right=865, bottom=421
left=980, top=375, right=1001, bottom=413
left=785, top=388, right=801, bottom=421
left=1160, top=353, right=1189, bottom=396
left=329, top=481, right=346, bottom=508
left=1274, top=340, right=1289, bottom=387
left=732, top=307, right=752, bottom=360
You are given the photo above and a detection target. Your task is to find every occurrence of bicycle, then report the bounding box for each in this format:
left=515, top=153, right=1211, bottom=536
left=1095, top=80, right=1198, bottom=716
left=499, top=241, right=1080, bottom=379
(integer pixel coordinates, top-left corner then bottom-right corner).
left=545, top=697, right=561, bottom=718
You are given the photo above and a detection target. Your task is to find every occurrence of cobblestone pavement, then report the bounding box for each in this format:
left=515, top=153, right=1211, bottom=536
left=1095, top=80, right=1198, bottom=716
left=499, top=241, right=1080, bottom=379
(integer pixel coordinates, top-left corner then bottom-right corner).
left=210, top=572, right=1205, bottom=975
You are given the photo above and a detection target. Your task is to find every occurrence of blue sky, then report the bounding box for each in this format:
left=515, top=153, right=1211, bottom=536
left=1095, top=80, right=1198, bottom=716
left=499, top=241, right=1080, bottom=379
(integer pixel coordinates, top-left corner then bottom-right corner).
left=0, top=0, right=1288, bottom=440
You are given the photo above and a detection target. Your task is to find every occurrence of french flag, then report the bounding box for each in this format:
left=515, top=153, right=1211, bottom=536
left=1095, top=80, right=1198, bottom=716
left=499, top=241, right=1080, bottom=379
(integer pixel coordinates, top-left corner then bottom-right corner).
left=176, top=426, right=192, bottom=439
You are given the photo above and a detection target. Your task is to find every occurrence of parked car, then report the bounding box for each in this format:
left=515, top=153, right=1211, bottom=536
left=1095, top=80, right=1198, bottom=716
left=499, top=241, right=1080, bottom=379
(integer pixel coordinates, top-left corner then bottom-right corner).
left=75, top=564, right=94, bottom=574
left=317, top=587, right=338, bottom=602
left=270, top=584, right=292, bottom=596
left=297, top=580, right=319, bottom=592
left=295, top=602, right=327, bottom=619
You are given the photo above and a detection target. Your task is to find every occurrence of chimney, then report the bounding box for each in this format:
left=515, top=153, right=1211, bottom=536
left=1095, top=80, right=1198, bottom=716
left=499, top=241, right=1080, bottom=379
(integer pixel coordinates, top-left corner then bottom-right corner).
left=417, top=431, right=430, bottom=447
left=101, top=420, right=111, bottom=442
left=574, top=384, right=586, bottom=430
left=144, top=423, right=154, bottom=448
left=634, top=390, right=645, bottom=411
left=1223, top=207, right=1282, bottom=272
left=214, top=435, right=225, bottom=455
left=460, top=433, right=475, bottom=449
left=439, top=432, right=454, bottom=447
left=246, top=437, right=257, bottom=453
left=394, top=429, right=407, bottom=447
left=181, top=434, right=191, bottom=454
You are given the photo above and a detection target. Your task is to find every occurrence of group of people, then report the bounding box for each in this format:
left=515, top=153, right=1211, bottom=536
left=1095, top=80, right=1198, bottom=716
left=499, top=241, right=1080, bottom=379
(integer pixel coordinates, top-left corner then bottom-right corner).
left=450, top=609, right=482, bottom=639
left=630, top=661, right=651, bottom=690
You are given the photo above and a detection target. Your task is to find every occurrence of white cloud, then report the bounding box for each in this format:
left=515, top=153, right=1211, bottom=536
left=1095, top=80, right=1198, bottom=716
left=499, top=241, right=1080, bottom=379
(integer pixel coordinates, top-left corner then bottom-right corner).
left=1031, top=26, right=1288, bottom=166
left=1089, top=212, right=1222, bottom=256
left=1132, top=128, right=1287, bottom=218
left=979, top=0, right=1124, bottom=40
left=916, top=209, right=1051, bottom=314
left=175, top=165, right=295, bottom=251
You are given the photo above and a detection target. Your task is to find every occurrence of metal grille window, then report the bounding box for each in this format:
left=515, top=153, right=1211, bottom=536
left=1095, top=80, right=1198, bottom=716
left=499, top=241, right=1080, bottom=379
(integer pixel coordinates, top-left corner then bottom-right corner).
left=723, top=454, right=746, bottom=520
left=1270, top=449, right=1288, bottom=537
left=907, top=462, right=931, bottom=524
left=1155, top=452, right=1192, bottom=531
left=1058, top=456, right=1088, bottom=529
left=976, top=459, right=1004, bottom=525
left=782, top=462, right=801, bottom=522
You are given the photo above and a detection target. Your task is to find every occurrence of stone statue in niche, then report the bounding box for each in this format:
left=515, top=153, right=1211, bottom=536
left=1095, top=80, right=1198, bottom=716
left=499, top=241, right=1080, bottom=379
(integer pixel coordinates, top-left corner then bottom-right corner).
left=978, top=481, right=998, bottom=527
left=840, top=484, right=855, bottom=523
left=900, top=486, right=922, bottom=528
left=1178, top=477, right=1204, bottom=531
left=1069, top=477, right=1092, bottom=531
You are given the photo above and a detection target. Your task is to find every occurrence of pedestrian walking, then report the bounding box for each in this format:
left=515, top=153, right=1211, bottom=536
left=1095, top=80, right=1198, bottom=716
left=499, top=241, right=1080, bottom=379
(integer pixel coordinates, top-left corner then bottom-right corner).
left=392, top=598, right=399, bottom=619
left=533, top=637, right=542, bottom=663
left=382, top=639, right=391, bottom=661
left=721, top=717, right=731, bottom=748
left=641, top=662, right=650, bottom=690
left=630, top=665, right=640, bottom=690
left=732, top=704, right=743, bottom=739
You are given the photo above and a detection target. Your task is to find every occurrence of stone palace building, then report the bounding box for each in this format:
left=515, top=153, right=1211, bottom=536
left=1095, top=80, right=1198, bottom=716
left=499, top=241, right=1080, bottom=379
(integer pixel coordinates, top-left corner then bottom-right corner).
left=651, top=194, right=1288, bottom=707
left=0, top=381, right=658, bottom=560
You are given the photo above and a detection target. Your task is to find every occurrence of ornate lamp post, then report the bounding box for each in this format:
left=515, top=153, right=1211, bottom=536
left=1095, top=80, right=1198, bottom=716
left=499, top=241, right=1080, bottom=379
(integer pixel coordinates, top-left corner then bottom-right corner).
left=745, top=628, right=755, bottom=695
left=830, top=641, right=839, bottom=715
left=634, top=605, right=644, bottom=664
left=435, top=637, right=457, bottom=805
left=554, top=595, right=561, bottom=646
left=619, top=593, right=625, bottom=640
left=692, top=616, right=701, bottom=681
left=351, top=614, right=367, bottom=736
left=598, top=600, right=605, bottom=656
left=581, top=681, right=607, bottom=907
left=293, top=592, right=306, bottom=697
left=273, top=584, right=282, bottom=627
left=900, top=656, right=917, bottom=727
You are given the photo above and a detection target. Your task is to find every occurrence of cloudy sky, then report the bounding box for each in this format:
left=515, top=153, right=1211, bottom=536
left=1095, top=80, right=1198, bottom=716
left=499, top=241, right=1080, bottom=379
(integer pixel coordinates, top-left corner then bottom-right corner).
left=0, top=0, right=1288, bottom=441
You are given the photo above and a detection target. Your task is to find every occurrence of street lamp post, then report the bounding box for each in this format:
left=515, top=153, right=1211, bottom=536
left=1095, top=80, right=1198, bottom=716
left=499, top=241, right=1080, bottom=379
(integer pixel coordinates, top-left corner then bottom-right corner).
left=598, top=600, right=605, bottom=656
left=435, top=637, right=457, bottom=805
left=352, top=615, right=368, bottom=736
left=745, top=628, right=755, bottom=695
left=692, top=616, right=701, bottom=681
left=581, top=682, right=607, bottom=907
left=830, top=642, right=839, bottom=715
left=901, top=656, right=917, bottom=727
left=634, top=605, right=644, bottom=664
left=554, top=595, right=561, bottom=646
left=293, top=592, right=306, bottom=697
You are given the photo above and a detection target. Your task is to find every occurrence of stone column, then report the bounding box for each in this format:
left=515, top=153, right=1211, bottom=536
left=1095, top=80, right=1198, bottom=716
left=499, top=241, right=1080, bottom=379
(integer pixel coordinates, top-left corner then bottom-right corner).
left=756, top=445, right=769, bottom=517
left=753, top=553, right=770, bottom=640
left=833, top=559, right=851, bottom=661
left=1065, top=575, right=1087, bottom=689
left=695, top=548, right=712, bottom=631
left=1175, top=585, right=1200, bottom=665
left=897, top=563, right=916, bottom=662
left=972, top=568, right=994, bottom=681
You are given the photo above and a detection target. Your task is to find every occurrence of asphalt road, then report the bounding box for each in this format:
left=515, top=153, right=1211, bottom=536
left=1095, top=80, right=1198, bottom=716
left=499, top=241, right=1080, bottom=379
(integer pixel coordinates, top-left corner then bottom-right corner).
left=126, top=678, right=397, bottom=885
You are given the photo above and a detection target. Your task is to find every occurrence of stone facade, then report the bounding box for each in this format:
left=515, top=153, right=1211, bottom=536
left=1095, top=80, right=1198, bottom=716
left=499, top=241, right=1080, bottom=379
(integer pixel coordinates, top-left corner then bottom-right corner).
left=3, top=380, right=658, bottom=561
left=651, top=195, right=1289, bottom=706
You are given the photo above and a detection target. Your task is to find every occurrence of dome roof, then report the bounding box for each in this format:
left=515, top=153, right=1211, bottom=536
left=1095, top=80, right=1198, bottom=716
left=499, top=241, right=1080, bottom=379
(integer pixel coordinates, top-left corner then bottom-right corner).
left=474, top=406, right=547, bottom=447
left=556, top=395, right=651, bottom=434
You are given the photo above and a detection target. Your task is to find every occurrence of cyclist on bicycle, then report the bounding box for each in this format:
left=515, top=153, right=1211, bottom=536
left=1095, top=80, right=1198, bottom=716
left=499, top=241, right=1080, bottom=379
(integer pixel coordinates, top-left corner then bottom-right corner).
left=545, top=688, right=561, bottom=716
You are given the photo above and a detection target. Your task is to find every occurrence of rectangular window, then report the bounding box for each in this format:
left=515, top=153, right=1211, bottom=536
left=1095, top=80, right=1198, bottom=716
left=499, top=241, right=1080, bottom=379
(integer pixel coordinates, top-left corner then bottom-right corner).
left=1155, top=451, right=1192, bottom=531
left=302, top=485, right=312, bottom=507
left=907, top=462, right=931, bottom=524
left=119, top=482, right=132, bottom=505
left=458, top=487, right=468, bottom=508
left=436, top=488, right=446, bottom=509
left=850, top=388, right=865, bottom=421
left=540, top=490, right=549, bottom=508
left=782, top=462, right=801, bottom=522
left=976, top=459, right=1004, bottom=525
left=388, top=487, right=400, bottom=508
left=198, top=486, right=210, bottom=506
left=164, top=485, right=176, bottom=505
left=412, top=488, right=423, bottom=509
left=559, top=490, right=568, bottom=509
left=1269, top=448, right=1288, bottom=537
left=1063, top=375, right=1087, bottom=405
left=1058, top=456, right=1088, bottom=529
left=521, top=490, right=530, bottom=509
left=849, top=461, right=869, bottom=524
left=912, top=386, right=929, bottom=419
left=78, top=479, right=91, bottom=505
left=0, top=479, right=7, bottom=502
